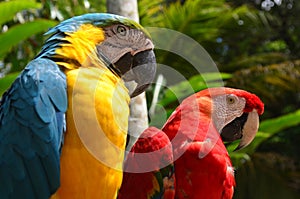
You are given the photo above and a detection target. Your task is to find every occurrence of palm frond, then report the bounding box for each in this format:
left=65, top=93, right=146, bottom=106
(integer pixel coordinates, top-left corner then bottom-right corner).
left=227, top=60, right=300, bottom=117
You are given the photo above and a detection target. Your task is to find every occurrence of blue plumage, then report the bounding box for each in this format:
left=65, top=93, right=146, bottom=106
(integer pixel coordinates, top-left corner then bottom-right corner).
left=45, top=13, right=129, bottom=35
left=0, top=59, right=67, bottom=199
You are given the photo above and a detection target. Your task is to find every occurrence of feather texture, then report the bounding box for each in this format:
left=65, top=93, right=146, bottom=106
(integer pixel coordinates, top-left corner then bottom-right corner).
left=51, top=67, right=129, bottom=199
left=0, top=59, right=67, bottom=199
left=118, top=127, right=175, bottom=199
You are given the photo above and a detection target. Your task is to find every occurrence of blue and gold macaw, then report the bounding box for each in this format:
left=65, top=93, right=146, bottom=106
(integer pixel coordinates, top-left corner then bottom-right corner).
left=0, top=13, right=156, bottom=199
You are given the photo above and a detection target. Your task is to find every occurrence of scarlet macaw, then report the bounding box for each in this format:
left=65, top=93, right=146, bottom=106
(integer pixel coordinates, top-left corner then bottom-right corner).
left=119, top=87, right=263, bottom=199
left=0, top=13, right=156, bottom=199
left=162, top=87, right=264, bottom=199
left=118, top=127, right=175, bottom=199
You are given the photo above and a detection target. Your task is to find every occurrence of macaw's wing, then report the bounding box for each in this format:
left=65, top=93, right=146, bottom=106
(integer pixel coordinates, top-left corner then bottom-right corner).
left=118, top=127, right=175, bottom=199
left=0, top=58, right=67, bottom=199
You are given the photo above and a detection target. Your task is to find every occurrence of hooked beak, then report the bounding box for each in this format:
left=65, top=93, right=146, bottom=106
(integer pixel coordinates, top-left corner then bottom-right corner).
left=114, top=50, right=156, bottom=98
left=221, top=111, right=259, bottom=151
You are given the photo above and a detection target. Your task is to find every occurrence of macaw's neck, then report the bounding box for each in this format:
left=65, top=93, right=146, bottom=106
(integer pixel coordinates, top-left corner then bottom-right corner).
left=52, top=24, right=106, bottom=70
left=163, top=94, right=214, bottom=142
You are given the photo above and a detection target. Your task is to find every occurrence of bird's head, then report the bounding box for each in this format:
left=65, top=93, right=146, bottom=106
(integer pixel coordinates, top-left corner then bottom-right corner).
left=196, top=87, right=264, bottom=150
left=38, top=13, right=156, bottom=97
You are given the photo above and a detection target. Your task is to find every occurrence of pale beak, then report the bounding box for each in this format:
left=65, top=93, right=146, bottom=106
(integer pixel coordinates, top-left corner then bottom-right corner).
left=235, top=111, right=259, bottom=150
left=221, top=110, right=259, bottom=151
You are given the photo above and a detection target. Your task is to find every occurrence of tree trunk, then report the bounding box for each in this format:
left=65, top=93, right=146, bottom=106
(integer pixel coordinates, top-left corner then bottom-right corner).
left=106, top=0, right=149, bottom=151
left=107, top=0, right=139, bottom=21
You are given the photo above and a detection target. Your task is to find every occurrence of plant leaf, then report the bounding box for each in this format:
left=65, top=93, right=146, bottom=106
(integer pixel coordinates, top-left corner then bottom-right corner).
left=229, top=109, right=300, bottom=156
left=259, top=109, right=300, bottom=134
left=158, top=72, right=231, bottom=107
left=0, top=19, right=57, bottom=59
left=0, top=0, right=41, bottom=26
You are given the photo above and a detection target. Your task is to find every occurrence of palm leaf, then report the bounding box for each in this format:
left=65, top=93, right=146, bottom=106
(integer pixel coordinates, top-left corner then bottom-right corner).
left=227, top=60, right=300, bottom=117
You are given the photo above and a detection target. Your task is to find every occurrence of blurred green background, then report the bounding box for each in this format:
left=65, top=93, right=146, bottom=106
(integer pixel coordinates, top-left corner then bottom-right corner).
left=0, top=0, right=299, bottom=198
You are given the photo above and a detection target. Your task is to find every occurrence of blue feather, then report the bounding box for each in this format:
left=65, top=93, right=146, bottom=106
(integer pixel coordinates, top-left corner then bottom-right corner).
left=0, top=58, right=67, bottom=199
left=0, top=166, right=13, bottom=198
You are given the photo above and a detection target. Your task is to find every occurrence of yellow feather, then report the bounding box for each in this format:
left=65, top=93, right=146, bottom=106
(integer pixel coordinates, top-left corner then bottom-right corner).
left=148, top=176, right=160, bottom=199
left=54, top=24, right=105, bottom=69
left=51, top=67, right=129, bottom=199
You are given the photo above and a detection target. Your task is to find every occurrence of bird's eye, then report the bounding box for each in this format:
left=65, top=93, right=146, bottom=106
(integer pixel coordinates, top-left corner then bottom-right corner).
left=116, top=25, right=127, bottom=36
left=227, top=94, right=238, bottom=105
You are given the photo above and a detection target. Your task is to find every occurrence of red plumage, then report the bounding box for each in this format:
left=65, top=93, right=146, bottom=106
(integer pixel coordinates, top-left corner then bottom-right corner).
left=119, top=87, right=264, bottom=199
left=161, top=87, right=263, bottom=199
left=118, top=127, right=175, bottom=199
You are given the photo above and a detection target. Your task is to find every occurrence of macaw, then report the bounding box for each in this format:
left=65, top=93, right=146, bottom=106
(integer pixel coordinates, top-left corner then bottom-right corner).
left=162, top=87, right=264, bottom=199
left=118, top=127, right=175, bottom=199
left=0, top=13, right=156, bottom=199
left=117, top=87, right=263, bottom=199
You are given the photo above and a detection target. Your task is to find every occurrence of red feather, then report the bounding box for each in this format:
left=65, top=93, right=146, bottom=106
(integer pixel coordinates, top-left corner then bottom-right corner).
left=118, top=127, right=175, bottom=199
left=119, top=87, right=263, bottom=199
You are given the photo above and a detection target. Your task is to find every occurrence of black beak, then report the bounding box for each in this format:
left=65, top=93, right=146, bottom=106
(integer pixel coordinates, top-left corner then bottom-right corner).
left=114, top=50, right=156, bottom=98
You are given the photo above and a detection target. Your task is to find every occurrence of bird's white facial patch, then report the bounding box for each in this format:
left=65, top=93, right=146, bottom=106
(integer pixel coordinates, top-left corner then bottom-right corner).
left=212, top=94, right=246, bottom=132
left=98, top=25, right=153, bottom=64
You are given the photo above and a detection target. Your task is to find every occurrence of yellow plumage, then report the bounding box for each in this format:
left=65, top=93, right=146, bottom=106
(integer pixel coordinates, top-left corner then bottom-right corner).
left=49, top=23, right=130, bottom=199
left=54, top=24, right=105, bottom=69
left=50, top=24, right=130, bottom=197
left=51, top=67, right=129, bottom=199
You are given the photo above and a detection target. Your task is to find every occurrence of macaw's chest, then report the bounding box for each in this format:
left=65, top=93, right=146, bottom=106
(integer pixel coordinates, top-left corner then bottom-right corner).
left=51, top=67, right=130, bottom=199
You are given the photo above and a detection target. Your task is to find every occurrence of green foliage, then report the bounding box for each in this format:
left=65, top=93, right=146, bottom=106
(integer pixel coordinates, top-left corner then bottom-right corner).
left=0, top=19, right=57, bottom=60
left=229, top=109, right=300, bottom=166
left=45, top=0, right=106, bottom=19
left=158, top=73, right=231, bottom=107
left=160, top=0, right=228, bottom=41
left=0, top=72, right=19, bottom=96
left=139, top=0, right=272, bottom=80
left=260, top=110, right=300, bottom=134
left=221, top=52, right=289, bottom=72
left=0, top=0, right=41, bottom=25
left=259, top=40, right=288, bottom=53
left=227, top=60, right=300, bottom=117
left=0, top=0, right=58, bottom=74
left=138, top=0, right=165, bottom=26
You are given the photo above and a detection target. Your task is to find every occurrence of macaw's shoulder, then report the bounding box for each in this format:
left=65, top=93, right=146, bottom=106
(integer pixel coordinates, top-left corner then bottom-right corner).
left=0, top=58, right=67, bottom=199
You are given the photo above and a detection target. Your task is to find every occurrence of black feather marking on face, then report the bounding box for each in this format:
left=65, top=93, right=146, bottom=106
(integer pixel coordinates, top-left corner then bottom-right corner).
left=220, top=113, right=249, bottom=142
